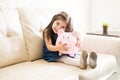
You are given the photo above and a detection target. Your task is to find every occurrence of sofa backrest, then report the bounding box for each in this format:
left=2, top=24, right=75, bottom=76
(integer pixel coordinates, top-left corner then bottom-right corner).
left=17, top=7, right=61, bottom=61
left=0, top=8, right=28, bottom=68
left=18, top=8, right=44, bottom=61
left=0, top=7, right=61, bottom=68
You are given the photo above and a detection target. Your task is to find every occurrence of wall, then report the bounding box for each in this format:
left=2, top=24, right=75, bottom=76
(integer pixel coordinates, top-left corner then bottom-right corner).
left=1, top=0, right=120, bottom=33
left=91, top=0, right=120, bottom=32
left=0, top=0, right=90, bottom=34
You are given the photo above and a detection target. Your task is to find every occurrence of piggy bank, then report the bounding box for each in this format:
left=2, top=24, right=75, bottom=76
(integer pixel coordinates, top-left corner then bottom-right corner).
left=56, top=29, right=79, bottom=57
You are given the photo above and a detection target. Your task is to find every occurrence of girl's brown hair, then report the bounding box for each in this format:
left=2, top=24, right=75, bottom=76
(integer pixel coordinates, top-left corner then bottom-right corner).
left=43, top=11, right=73, bottom=41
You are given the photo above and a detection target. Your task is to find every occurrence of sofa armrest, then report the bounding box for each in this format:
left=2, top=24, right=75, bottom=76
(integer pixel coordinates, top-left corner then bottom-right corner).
left=80, top=34, right=120, bottom=72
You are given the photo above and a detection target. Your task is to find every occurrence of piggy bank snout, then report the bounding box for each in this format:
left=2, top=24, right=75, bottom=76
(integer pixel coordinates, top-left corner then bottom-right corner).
left=60, top=41, right=69, bottom=46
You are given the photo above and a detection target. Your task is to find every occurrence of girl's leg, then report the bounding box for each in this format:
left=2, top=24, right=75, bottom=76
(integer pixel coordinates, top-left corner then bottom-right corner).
left=57, top=51, right=88, bottom=69
left=57, top=53, right=81, bottom=67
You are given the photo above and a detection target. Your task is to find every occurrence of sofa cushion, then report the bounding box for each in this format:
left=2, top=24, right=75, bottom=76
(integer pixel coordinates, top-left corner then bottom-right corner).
left=18, top=8, right=44, bottom=61
left=0, top=59, right=79, bottom=80
left=0, top=53, right=117, bottom=80
left=0, top=11, right=7, bottom=36
left=18, top=8, right=61, bottom=61
left=0, top=8, right=27, bottom=68
left=79, top=53, right=117, bottom=80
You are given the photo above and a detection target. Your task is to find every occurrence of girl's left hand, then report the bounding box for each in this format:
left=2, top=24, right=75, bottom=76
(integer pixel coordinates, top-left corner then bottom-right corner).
left=76, top=37, right=80, bottom=48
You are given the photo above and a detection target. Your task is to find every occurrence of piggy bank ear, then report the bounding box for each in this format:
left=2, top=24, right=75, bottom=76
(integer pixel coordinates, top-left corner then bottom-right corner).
left=57, top=29, right=64, bottom=35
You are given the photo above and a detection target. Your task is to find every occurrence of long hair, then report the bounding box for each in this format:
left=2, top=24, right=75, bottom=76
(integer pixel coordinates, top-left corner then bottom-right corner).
left=43, top=11, right=73, bottom=42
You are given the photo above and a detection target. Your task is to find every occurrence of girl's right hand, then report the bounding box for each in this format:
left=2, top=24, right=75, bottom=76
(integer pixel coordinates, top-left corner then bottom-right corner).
left=57, top=43, right=68, bottom=51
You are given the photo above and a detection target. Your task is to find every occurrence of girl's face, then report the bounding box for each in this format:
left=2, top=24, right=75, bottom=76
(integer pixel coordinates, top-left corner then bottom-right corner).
left=52, top=20, right=67, bottom=34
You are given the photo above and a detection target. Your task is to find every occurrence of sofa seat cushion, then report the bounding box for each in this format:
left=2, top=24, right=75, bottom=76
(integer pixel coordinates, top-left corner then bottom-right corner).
left=0, top=53, right=117, bottom=80
left=0, top=60, right=79, bottom=80
left=78, top=53, right=117, bottom=80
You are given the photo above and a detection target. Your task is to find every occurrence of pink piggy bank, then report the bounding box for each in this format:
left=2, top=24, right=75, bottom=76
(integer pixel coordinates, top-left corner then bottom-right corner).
left=56, top=29, right=79, bottom=57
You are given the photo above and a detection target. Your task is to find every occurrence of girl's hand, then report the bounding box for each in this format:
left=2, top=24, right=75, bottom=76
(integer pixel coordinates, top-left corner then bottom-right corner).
left=76, top=37, right=80, bottom=48
left=57, top=42, right=68, bottom=51
left=76, top=41, right=80, bottom=48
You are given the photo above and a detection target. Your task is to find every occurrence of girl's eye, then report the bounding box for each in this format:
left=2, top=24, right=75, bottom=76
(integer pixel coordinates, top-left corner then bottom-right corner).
left=56, top=22, right=59, bottom=25
left=62, top=26, right=65, bottom=28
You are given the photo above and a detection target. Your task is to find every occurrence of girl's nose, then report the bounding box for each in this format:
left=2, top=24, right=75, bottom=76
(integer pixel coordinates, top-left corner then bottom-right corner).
left=57, top=26, right=60, bottom=30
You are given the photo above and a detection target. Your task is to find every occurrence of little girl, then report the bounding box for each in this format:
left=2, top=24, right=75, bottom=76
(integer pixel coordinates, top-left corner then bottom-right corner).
left=43, top=11, right=97, bottom=69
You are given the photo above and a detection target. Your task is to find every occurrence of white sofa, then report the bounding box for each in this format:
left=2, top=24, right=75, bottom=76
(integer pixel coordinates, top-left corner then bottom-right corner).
left=0, top=7, right=119, bottom=80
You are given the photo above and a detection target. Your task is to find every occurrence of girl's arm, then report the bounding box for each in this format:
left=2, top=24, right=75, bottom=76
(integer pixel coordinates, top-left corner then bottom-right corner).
left=44, top=36, right=68, bottom=52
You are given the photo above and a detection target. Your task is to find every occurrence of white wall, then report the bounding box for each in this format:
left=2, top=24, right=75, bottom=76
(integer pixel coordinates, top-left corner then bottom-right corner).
left=0, top=0, right=90, bottom=34
left=17, top=0, right=90, bottom=33
left=91, top=0, right=120, bottom=32
left=0, top=0, right=17, bottom=7
left=1, top=0, right=120, bottom=33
